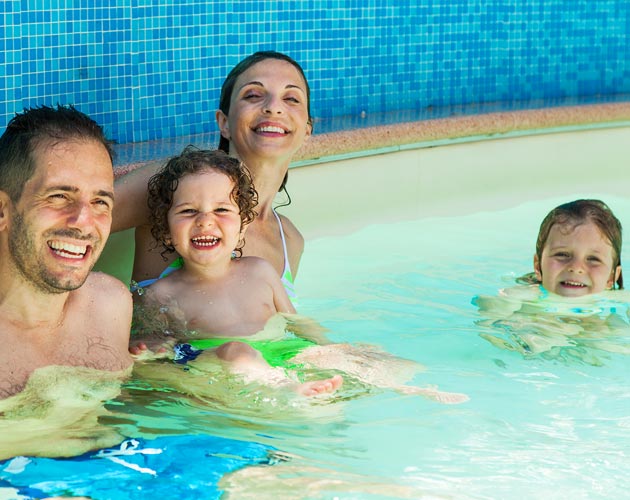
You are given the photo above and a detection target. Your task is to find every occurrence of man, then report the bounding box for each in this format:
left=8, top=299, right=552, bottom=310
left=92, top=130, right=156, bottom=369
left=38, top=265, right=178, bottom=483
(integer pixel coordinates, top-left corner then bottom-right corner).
left=0, top=105, right=132, bottom=399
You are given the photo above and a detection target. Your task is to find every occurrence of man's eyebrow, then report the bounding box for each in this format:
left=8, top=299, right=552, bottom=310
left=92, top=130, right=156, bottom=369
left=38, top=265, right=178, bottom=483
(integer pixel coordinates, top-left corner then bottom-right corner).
left=97, top=189, right=116, bottom=201
left=45, top=185, right=115, bottom=200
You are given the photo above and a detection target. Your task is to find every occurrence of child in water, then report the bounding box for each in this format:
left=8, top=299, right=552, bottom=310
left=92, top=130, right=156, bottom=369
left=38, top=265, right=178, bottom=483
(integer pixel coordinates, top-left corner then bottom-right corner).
left=132, top=147, right=467, bottom=403
left=132, top=147, right=341, bottom=396
left=475, top=199, right=629, bottom=361
left=522, top=198, right=622, bottom=296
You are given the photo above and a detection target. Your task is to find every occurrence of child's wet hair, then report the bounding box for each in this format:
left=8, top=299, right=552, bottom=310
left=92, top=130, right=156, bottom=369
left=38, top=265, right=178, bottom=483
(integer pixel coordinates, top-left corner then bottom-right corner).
left=519, top=199, right=623, bottom=289
left=147, top=146, right=258, bottom=258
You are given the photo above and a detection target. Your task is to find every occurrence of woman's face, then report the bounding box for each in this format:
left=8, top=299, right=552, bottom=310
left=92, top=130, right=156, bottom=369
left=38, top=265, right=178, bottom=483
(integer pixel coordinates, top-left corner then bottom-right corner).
left=216, top=58, right=312, bottom=163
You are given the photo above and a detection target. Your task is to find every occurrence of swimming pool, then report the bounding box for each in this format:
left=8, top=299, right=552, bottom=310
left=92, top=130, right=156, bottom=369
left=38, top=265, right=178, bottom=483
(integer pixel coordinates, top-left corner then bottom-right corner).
left=3, top=125, right=630, bottom=499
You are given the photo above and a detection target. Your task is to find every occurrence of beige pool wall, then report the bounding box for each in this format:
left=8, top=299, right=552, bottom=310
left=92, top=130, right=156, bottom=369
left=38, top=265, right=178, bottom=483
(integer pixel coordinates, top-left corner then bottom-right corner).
left=282, top=102, right=630, bottom=239
left=102, top=103, right=630, bottom=282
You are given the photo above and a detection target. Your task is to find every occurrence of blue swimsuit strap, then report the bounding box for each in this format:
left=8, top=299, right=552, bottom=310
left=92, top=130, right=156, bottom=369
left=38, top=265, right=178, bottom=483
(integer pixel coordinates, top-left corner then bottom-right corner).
left=131, top=258, right=183, bottom=291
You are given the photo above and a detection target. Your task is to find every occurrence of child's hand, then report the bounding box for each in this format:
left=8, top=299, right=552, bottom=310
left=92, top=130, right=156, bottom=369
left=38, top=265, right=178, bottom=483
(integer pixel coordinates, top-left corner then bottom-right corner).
left=283, top=313, right=332, bottom=345
left=129, top=339, right=174, bottom=359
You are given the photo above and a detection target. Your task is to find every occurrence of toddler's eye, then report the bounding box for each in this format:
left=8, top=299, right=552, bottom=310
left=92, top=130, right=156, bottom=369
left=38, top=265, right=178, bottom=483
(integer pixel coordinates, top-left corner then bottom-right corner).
left=553, top=252, right=570, bottom=258
left=215, top=206, right=237, bottom=214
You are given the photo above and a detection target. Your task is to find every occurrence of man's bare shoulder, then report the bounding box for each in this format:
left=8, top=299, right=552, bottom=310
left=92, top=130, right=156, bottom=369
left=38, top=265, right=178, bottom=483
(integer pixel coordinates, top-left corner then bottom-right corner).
left=79, top=272, right=133, bottom=325
left=83, top=272, right=132, bottom=301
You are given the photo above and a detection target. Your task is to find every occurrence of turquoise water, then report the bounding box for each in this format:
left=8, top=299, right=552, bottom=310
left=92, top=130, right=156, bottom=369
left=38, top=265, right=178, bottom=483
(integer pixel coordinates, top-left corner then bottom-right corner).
left=3, top=193, right=630, bottom=499
left=289, top=193, right=630, bottom=499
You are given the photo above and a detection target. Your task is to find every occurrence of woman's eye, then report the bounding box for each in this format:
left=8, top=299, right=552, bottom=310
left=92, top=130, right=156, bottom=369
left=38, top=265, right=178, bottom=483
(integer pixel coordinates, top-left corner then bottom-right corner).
left=285, top=96, right=300, bottom=103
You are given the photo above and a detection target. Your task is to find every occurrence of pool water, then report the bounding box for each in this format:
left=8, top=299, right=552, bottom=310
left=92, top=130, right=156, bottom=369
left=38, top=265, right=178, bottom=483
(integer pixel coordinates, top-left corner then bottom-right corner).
left=3, top=192, right=630, bottom=499
left=289, top=193, right=630, bottom=499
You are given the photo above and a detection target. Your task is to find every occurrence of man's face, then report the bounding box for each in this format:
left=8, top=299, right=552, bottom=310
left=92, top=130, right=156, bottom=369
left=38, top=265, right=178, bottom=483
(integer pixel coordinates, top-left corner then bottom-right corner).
left=8, top=139, right=114, bottom=293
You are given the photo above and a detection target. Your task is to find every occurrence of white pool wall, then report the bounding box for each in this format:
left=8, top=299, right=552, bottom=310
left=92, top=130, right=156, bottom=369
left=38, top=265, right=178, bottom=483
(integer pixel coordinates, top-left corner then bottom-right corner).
left=282, top=103, right=630, bottom=240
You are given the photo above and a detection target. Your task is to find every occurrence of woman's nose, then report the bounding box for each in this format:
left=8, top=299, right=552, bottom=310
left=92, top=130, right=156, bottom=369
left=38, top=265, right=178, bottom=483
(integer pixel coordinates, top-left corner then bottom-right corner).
left=263, top=95, right=283, bottom=114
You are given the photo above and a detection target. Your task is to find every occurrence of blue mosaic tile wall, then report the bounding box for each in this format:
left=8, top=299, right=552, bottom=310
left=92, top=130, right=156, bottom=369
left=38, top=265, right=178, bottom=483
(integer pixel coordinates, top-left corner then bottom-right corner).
left=1, top=0, right=629, bottom=145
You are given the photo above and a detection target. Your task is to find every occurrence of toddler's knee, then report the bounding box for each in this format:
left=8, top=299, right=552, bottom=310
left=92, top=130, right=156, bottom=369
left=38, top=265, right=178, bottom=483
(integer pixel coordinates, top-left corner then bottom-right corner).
left=215, top=341, right=259, bottom=362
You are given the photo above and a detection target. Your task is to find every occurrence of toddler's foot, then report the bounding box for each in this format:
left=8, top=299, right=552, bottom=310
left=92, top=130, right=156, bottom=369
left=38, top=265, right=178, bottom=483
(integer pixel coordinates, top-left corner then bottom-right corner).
left=297, top=374, right=343, bottom=397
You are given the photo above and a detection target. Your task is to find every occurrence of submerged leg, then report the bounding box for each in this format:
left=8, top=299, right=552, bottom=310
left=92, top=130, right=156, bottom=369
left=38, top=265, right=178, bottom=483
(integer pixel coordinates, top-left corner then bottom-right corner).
left=395, top=385, right=469, bottom=404
left=291, top=343, right=468, bottom=404
left=214, top=341, right=342, bottom=396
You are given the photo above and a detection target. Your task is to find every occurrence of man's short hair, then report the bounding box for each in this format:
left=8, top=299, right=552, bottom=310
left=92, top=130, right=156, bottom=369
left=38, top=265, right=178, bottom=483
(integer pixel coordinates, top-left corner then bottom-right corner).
left=0, top=105, right=113, bottom=202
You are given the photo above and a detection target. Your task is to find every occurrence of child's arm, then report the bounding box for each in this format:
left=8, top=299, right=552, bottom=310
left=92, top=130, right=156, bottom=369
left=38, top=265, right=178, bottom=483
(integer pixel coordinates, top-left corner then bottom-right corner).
left=473, top=285, right=538, bottom=318
left=283, top=314, right=333, bottom=345
left=272, top=279, right=296, bottom=315
left=129, top=287, right=180, bottom=357
left=258, top=259, right=331, bottom=345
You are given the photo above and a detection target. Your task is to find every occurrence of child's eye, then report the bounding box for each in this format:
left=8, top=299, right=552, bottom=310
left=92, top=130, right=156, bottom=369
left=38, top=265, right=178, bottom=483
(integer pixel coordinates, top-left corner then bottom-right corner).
left=215, top=207, right=236, bottom=214
left=553, top=252, right=570, bottom=258
left=179, top=208, right=197, bottom=215
left=587, top=256, right=603, bottom=264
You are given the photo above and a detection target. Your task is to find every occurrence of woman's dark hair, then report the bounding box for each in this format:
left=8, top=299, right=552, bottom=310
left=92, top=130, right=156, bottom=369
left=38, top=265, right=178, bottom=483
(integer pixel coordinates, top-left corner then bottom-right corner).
left=147, top=146, right=258, bottom=258
left=217, top=51, right=312, bottom=196
left=518, top=199, right=623, bottom=289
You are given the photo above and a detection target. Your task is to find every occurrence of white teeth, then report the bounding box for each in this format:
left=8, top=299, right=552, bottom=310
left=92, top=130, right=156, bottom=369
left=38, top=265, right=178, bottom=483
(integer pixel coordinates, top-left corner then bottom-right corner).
left=49, top=240, right=87, bottom=258
left=192, top=236, right=218, bottom=247
left=257, top=125, right=286, bottom=134
left=563, top=281, right=586, bottom=287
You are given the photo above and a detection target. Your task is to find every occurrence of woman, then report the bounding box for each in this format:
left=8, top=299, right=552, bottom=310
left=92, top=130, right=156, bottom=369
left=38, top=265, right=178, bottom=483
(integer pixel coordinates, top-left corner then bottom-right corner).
left=112, top=51, right=313, bottom=293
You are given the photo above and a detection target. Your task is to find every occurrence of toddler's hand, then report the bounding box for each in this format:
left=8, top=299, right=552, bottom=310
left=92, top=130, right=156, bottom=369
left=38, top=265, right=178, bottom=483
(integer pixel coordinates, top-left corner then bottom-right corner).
left=129, top=339, right=173, bottom=359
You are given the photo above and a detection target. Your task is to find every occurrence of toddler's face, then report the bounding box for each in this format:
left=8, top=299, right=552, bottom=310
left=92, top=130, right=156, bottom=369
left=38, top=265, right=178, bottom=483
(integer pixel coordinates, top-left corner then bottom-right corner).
left=167, top=169, right=242, bottom=265
left=534, top=221, right=620, bottom=297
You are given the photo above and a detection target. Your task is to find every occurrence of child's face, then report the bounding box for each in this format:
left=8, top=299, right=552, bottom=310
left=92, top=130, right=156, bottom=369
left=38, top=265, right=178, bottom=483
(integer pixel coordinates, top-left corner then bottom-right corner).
left=167, top=169, right=242, bottom=266
left=534, top=220, right=621, bottom=297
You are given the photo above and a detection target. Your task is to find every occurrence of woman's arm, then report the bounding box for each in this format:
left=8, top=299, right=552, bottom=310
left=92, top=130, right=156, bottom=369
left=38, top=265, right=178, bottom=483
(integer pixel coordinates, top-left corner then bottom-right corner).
left=112, top=160, right=163, bottom=233
left=113, top=161, right=178, bottom=282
